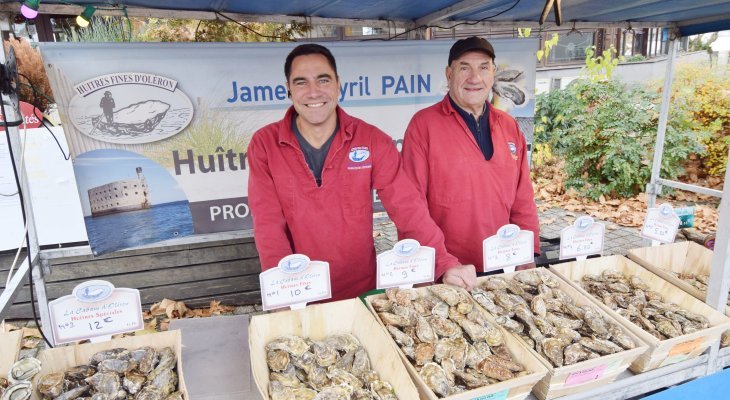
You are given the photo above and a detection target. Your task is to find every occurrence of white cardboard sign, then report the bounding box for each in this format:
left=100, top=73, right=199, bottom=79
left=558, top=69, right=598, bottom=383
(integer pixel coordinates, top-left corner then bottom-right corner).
left=483, top=224, right=534, bottom=272
left=559, top=216, right=605, bottom=260
left=376, top=239, right=435, bottom=289
left=259, top=254, right=332, bottom=311
left=641, top=204, right=680, bottom=243
left=49, top=280, right=143, bottom=345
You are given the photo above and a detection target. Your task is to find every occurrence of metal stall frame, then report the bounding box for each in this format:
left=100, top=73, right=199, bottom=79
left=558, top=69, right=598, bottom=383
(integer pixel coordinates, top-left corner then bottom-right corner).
left=0, top=2, right=729, bottom=396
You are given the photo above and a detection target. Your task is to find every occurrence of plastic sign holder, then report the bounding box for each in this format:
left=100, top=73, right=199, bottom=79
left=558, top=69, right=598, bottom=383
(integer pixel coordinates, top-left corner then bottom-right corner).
left=376, top=239, right=435, bottom=289
left=483, top=224, right=534, bottom=273
left=559, top=216, right=605, bottom=261
left=641, top=203, right=681, bottom=246
left=259, top=254, right=332, bottom=311
left=48, top=280, right=144, bottom=345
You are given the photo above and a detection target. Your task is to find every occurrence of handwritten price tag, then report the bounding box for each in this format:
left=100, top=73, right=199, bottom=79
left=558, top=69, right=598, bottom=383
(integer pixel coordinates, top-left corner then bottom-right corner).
left=377, top=239, right=435, bottom=289
left=565, top=364, right=606, bottom=387
left=483, top=224, right=534, bottom=272
left=259, top=254, right=331, bottom=311
left=49, top=280, right=143, bottom=345
left=560, top=216, right=605, bottom=260
left=641, top=204, right=680, bottom=243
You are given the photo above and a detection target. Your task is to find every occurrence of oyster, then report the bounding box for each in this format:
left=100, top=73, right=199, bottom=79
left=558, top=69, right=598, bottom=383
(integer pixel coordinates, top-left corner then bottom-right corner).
left=541, top=338, right=565, bottom=367
left=579, top=338, right=623, bottom=355
left=312, top=342, right=339, bottom=367
left=416, top=316, right=438, bottom=343
left=37, top=373, right=65, bottom=398
left=266, top=349, right=290, bottom=372
left=476, top=356, right=514, bottom=381
left=370, top=298, right=392, bottom=313
left=123, top=371, right=146, bottom=394
left=563, top=343, right=592, bottom=366
left=454, top=369, right=492, bottom=388
left=378, top=312, right=413, bottom=327
left=495, top=316, right=524, bottom=334
left=386, top=325, right=414, bottom=347
left=470, top=289, right=505, bottom=315
left=420, top=363, right=451, bottom=398
left=414, top=343, right=435, bottom=366
left=429, top=285, right=461, bottom=306
left=370, top=380, right=397, bottom=400
left=8, top=358, right=41, bottom=383
left=431, top=301, right=451, bottom=319
left=427, top=315, right=461, bottom=338
left=54, top=385, right=90, bottom=400
left=655, top=320, right=682, bottom=338
left=385, top=287, right=416, bottom=306
left=266, top=335, right=310, bottom=357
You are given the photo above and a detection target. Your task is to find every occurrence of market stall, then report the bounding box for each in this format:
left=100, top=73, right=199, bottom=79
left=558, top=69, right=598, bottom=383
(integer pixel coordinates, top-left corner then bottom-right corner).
left=2, top=1, right=730, bottom=400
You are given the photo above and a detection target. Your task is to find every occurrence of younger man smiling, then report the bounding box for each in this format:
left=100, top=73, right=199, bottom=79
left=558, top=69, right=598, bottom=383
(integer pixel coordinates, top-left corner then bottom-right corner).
left=247, top=44, right=476, bottom=302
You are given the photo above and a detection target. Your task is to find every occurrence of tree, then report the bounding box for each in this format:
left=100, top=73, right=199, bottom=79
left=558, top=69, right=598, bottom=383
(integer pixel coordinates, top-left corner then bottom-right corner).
left=138, top=19, right=309, bottom=42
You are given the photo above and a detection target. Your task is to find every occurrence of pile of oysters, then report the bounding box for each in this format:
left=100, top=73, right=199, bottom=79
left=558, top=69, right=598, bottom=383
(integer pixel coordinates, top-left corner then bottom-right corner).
left=668, top=271, right=730, bottom=306
left=34, top=346, right=183, bottom=400
left=372, top=286, right=529, bottom=398
left=265, top=333, right=398, bottom=400
left=1, top=357, right=41, bottom=400
left=581, top=270, right=710, bottom=340
left=471, top=269, right=637, bottom=367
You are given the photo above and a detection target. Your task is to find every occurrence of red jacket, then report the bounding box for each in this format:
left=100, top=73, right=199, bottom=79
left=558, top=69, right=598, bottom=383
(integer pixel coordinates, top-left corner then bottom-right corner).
left=248, top=106, right=459, bottom=302
left=401, top=95, right=540, bottom=271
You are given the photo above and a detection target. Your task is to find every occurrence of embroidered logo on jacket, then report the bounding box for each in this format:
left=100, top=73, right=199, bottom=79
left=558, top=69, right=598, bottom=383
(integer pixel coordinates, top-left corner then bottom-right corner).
left=349, top=147, right=370, bottom=162
left=347, top=146, right=373, bottom=170
left=507, top=141, right=518, bottom=160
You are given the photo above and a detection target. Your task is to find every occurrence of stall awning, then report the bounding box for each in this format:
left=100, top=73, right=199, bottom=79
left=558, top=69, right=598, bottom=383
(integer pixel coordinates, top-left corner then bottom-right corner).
left=0, top=0, right=728, bottom=36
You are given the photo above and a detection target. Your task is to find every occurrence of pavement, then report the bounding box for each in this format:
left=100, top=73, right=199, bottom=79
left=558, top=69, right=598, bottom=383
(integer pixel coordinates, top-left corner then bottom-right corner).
left=373, top=204, right=648, bottom=259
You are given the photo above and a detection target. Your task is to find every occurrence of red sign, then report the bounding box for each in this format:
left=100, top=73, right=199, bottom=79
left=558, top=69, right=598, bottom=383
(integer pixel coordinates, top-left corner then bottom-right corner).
left=0, top=101, right=44, bottom=130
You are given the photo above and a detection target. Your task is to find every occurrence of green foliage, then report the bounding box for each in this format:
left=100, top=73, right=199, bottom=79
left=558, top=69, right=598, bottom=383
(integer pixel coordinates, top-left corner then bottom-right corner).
left=583, top=46, right=624, bottom=81
left=535, top=78, right=707, bottom=200
left=623, top=55, right=646, bottom=63
left=688, top=33, right=718, bottom=53
left=138, top=19, right=309, bottom=42
left=536, top=33, right=559, bottom=61
left=63, top=16, right=135, bottom=42
left=658, top=62, right=730, bottom=176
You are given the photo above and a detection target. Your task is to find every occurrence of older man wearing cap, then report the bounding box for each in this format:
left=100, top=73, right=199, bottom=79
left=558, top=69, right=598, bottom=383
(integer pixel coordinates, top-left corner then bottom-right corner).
left=400, top=36, right=540, bottom=274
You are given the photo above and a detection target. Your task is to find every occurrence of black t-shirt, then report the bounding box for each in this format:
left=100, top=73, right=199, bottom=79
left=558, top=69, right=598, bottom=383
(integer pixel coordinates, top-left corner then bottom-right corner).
left=449, top=96, right=493, bottom=160
left=292, top=115, right=338, bottom=186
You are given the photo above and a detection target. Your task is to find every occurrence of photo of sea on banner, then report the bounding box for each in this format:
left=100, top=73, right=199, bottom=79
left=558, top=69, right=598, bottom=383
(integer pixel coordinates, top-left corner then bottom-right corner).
left=364, top=285, right=548, bottom=400
left=24, top=330, right=186, bottom=400
left=551, top=255, right=730, bottom=373
left=249, top=298, right=420, bottom=399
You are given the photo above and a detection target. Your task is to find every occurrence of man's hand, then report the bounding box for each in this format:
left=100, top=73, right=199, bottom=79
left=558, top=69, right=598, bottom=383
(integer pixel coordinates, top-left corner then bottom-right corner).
left=442, top=264, right=477, bottom=291
left=515, top=262, right=536, bottom=271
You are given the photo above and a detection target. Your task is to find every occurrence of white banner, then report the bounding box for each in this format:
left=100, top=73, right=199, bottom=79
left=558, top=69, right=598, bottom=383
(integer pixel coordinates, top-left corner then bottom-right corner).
left=40, top=39, right=537, bottom=255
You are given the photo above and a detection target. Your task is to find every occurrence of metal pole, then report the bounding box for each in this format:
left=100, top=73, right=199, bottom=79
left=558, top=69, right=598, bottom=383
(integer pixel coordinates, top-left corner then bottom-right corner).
left=646, top=39, right=678, bottom=209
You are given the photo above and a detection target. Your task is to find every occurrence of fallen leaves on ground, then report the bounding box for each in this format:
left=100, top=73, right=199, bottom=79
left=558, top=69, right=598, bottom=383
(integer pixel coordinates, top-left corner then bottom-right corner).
left=534, top=163, right=719, bottom=234
left=143, top=299, right=236, bottom=332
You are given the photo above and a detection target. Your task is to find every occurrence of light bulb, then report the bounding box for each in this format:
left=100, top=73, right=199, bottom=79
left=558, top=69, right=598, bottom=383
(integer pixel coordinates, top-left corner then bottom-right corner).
left=76, top=5, right=95, bottom=28
left=76, top=14, right=89, bottom=28
left=20, top=0, right=40, bottom=19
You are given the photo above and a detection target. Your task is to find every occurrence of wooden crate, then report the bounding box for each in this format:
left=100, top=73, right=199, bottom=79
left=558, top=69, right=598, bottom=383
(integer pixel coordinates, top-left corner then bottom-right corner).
left=249, top=299, right=419, bottom=400
left=0, top=330, right=22, bottom=377
left=364, top=286, right=548, bottom=400
left=31, top=330, right=187, bottom=400
left=473, top=271, right=648, bottom=400
left=550, top=255, right=730, bottom=373
left=627, top=241, right=730, bottom=316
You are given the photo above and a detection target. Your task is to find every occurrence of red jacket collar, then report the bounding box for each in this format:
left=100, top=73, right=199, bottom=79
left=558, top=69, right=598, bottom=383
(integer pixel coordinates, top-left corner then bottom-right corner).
left=277, top=106, right=354, bottom=145
left=439, top=94, right=500, bottom=122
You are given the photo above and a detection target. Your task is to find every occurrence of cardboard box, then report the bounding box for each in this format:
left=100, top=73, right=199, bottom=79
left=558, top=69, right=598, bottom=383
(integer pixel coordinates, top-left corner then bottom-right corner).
left=628, top=241, right=730, bottom=316
left=551, top=255, right=730, bottom=372
left=365, top=286, right=548, bottom=400
left=249, top=299, right=420, bottom=399
left=0, top=330, right=22, bottom=377
left=476, top=271, right=647, bottom=400
left=31, top=330, right=186, bottom=400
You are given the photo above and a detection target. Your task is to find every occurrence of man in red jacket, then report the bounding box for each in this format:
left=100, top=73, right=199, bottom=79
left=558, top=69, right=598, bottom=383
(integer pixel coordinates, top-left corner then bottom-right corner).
left=401, top=37, right=540, bottom=273
left=248, top=44, right=476, bottom=302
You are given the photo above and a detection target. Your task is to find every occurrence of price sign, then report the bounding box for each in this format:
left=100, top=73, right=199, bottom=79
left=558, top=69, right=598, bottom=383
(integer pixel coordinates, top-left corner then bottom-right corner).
left=641, top=203, right=680, bottom=243
left=559, top=216, right=605, bottom=260
left=483, top=224, right=534, bottom=272
left=49, top=280, right=143, bottom=345
left=259, top=254, right=331, bottom=311
left=376, top=239, right=435, bottom=289
left=564, top=364, right=606, bottom=387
